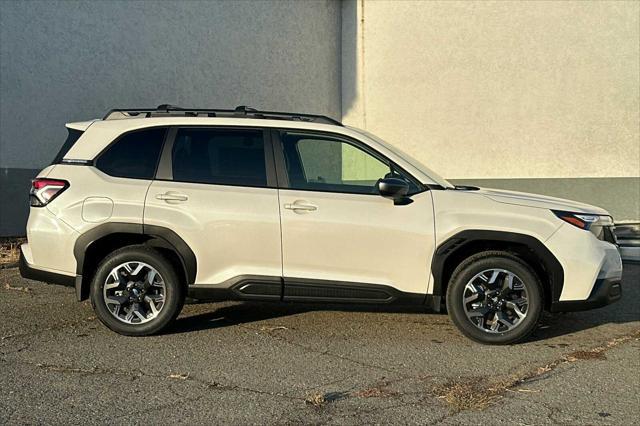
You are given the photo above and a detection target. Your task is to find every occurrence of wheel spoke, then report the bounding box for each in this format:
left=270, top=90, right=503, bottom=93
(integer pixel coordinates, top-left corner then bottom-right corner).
left=464, top=282, right=482, bottom=304
left=124, top=307, right=135, bottom=322
left=497, top=311, right=515, bottom=329
left=105, top=294, right=128, bottom=305
left=467, top=306, right=490, bottom=318
left=130, top=263, right=145, bottom=277
left=133, top=308, right=147, bottom=321
left=504, top=273, right=514, bottom=290
left=145, top=295, right=160, bottom=315
left=145, top=269, right=157, bottom=289
left=506, top=301, right=526, bottom=319
left=464, top=293, right=480, bottom=304
left=490, top=313, right=500, bottom=331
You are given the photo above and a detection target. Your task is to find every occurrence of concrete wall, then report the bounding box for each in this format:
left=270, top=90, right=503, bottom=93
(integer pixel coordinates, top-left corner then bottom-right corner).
left=0, top=0, right=341, bottom=235
left=342, top=0, right=639, bottom=220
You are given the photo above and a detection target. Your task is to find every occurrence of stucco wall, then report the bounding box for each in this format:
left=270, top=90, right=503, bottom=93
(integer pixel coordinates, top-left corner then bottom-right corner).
left=342, top=0, right=639, bottom=181
left=0, top=0, right=341, bottom=235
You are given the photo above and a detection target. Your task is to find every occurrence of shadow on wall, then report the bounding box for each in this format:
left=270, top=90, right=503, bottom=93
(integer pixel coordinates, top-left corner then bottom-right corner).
left=0, top=168, right=37, bottom=237
left=341, top=0, right=358, bottom=123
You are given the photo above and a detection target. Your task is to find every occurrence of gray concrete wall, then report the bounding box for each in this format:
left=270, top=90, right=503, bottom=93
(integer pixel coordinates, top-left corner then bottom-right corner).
left=449, top=177, right=640, bottom=222
left=0, top=0, right=341, bottom=235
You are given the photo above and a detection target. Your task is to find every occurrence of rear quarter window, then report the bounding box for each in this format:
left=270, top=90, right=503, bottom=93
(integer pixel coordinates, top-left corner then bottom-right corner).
left=95, top=127, right=167, bottom=179
left=52, top=129, right=84, bottom=164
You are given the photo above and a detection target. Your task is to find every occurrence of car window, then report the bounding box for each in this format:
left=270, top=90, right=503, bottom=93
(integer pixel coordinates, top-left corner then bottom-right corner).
left=171, top=128, right=267, bottom=187
left=281, top=132, right=412, bottom=195
left=52, top=128, right=84, bottom=164
left=96, top=127, right=167, bottom=179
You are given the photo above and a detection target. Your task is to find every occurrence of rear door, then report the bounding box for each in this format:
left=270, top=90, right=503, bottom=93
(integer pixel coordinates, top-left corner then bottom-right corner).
left=144, top=127, right=282, bottom=294
left=274, top=130, right=435, bottom=301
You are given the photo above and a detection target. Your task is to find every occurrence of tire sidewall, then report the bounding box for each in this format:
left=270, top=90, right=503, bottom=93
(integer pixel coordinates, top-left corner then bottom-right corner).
left=446, top=255, right=543, bottom=345
left=90, top=247, right=183, bottom=336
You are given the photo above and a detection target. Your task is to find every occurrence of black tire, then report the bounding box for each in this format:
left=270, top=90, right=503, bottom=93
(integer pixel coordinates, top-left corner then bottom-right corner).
left=445, top=251, right=543, bottom=345
left=90, top=245, right=185, bottom=336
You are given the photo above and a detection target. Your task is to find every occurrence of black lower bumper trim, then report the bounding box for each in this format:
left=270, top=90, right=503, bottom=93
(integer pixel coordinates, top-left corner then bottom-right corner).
left=19, top=250, right=75, bottom=288
left=550, top=277, right=622, bottom=313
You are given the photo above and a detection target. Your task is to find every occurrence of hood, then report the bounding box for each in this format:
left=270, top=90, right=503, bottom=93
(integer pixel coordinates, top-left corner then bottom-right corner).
left=472, top=187, right=610, bottom=216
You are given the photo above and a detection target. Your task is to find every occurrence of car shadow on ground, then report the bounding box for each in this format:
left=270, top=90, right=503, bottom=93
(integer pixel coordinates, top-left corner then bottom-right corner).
left=167, top=263, right=640, bottom=342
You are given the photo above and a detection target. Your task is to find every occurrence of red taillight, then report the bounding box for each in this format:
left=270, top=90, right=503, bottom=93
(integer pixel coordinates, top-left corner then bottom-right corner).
left=30, top=178, right=69, bottom=207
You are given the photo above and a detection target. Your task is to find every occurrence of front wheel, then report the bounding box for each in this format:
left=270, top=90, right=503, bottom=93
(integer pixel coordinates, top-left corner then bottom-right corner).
left=90, top=245, right=185, bottom=336
left=446, top=251, right=543, bottom=345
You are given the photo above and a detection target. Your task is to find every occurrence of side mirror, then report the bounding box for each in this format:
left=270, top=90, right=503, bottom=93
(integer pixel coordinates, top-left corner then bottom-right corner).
left=376, top=178, right=413, bottom=205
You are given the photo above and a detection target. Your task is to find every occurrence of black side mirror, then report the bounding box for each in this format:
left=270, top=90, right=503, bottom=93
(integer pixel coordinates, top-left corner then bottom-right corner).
left=376, top=178, right=413, bottom=205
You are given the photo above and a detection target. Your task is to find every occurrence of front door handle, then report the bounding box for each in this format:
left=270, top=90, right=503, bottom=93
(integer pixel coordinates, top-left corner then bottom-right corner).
left=284, top=201, right=318, bottom=212
left=155, top=192, right=189, bottom=203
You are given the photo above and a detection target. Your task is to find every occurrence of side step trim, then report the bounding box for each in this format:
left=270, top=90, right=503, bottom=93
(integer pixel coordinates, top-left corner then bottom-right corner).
left=188, top=275, right=434, bottom=308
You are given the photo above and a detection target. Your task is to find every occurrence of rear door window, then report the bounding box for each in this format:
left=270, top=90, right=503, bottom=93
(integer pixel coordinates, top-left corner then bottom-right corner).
left=96, top=127, right=167, bottom=179
left=171, top=128, right=267, bottom=187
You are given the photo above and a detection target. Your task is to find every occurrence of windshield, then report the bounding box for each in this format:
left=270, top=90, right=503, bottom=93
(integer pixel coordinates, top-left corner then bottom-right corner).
left=351, top=128, right=453, bottom=188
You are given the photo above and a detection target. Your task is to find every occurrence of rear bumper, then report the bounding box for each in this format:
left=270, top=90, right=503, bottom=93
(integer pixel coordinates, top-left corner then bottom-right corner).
left=550, top=277, right=622, bottom=312
left=19, top=248, right=75, bottom=288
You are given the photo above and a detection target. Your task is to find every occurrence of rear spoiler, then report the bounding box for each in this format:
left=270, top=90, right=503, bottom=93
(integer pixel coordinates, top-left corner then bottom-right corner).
left=65, top=120, right=99, bottom=132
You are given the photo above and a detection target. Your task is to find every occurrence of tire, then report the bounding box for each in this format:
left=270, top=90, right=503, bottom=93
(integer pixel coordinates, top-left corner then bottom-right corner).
left=445, top=251, right=543, bottom=345
left=90, top=245, right=185, bottom=336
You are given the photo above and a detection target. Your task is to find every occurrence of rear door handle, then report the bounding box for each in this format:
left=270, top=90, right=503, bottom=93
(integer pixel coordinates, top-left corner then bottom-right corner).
left=284, top=201, right=318, bottom=212
left=155, top=192, right=189, bottom=203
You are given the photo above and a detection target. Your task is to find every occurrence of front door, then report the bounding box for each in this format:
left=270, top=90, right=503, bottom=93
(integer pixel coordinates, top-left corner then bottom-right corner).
left=275, top=130, right=435, bottom=300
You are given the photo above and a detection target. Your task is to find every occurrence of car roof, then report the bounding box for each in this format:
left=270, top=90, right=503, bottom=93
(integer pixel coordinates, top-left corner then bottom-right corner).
left=63, top=115, right=440, bottom=186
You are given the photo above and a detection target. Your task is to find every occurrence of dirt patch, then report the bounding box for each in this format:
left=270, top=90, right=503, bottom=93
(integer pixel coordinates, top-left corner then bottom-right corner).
left=304, top=391, right=350, bottom=407
left=0, top=238, right=25, bottom=267
left=432, top=376, right=519, bottom=411
left=566, top=350, right=607, bottom=361
left=4, top=283, right=31, bottom=293
left=352, top=381, right=398, bottom=398
left=433, top=330, right=640, bottom=412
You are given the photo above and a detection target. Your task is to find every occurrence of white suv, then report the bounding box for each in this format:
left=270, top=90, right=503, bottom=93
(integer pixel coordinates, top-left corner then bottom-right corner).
left=20, top=105, right=623, bottom=344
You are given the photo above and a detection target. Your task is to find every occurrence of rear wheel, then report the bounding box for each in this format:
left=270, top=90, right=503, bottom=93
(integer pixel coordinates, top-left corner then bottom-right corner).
left=446, top=251, right=543, bottom=345
left=90, top=246, right=184, bottom=336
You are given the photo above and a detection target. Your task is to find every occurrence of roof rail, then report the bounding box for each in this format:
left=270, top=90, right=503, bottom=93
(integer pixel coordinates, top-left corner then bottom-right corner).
left=102, top=105, right=342, bottom=126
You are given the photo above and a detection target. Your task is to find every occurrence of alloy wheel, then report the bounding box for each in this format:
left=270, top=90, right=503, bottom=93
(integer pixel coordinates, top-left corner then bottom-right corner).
left=103, top=261, right=166, bottom=324
left=462, top=268, right=529, bottom=333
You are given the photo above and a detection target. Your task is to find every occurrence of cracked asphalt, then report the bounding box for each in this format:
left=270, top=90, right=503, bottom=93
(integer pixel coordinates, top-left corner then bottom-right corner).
left=1, top=263, right=639, bottom=425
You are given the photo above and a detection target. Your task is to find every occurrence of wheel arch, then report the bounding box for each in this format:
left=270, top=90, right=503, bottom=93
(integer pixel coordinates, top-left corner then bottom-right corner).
left=73, top=223, right=196, bottom=300
left=431, top=230, right=564, bottom=310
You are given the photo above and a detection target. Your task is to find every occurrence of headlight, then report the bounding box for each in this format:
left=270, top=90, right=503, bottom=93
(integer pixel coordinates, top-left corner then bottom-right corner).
left=552, top=210, right=617, bottom=244
left=552, top=210, right=612, bottom=230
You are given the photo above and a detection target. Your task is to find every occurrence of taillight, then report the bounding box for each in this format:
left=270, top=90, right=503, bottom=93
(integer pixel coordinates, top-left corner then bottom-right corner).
left=30, top=178, right=69, bottom=207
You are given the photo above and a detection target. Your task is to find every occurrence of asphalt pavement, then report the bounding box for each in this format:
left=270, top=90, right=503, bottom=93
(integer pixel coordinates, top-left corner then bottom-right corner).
left=1, top=263, right=639, bottom=425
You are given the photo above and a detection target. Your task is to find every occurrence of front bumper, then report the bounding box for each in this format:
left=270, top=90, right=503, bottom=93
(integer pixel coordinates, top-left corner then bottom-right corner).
left=550, top=277, right=622, bottom=312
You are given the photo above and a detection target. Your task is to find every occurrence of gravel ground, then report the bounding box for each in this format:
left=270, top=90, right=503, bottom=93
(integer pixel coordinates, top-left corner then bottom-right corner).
left=1, top=263, right=638, bottom=425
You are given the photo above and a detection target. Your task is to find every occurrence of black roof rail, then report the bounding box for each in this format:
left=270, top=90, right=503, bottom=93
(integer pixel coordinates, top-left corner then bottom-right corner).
left=102, top=105, right=342, bottom=126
